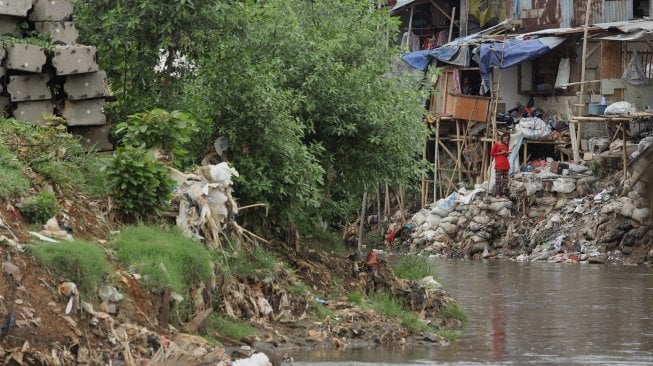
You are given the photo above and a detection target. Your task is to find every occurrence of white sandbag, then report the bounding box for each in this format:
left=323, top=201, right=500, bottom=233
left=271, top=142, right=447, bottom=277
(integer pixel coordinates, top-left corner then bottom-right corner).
left=535, top=196, right=557, bottom=206
left=516, top=117, right=552, bottom=139
left=422, top=230, right=438, bottom=241
left=439, top=222, right=459, bottom=235
left=489, top=201, right=512, bottom=212
left=552, top=178, right=576, bottom=193
left=525, top=181, right=543, bottom=196
left=632, top=208, right=650, bottom=223
left=411, top=212, right=427, bottom=226
left=426, top=215, right=441, bottom=229
left=468, top=221, right=484, bottom=231
left=472, top=215, right=491, bottom=225
left=497, top=207, right=511, bottom=218
left=604, top=101, right=636, bottom=115
left=620, top=201, right=636, bottom=218
left=440, top=216, right=458, bottom=225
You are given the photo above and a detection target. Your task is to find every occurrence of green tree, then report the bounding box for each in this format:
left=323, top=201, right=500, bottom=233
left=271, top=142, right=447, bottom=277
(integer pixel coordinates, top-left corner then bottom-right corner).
left=185, top=0, right=428, bottom=232
left=73, top=0, right=216, bottom=120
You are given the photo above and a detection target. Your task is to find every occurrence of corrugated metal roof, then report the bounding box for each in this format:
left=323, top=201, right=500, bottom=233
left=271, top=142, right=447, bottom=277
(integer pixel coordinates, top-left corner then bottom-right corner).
left=592, top=0, right=632, bottom=24
left=390, top=0, right=422, bottom=13
left=594, top=19, right=653, bottom=32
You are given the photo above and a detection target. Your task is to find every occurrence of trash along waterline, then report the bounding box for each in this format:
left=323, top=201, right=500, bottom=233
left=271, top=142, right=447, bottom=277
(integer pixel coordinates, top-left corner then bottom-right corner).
left=291, top=258, right=653, bottom=365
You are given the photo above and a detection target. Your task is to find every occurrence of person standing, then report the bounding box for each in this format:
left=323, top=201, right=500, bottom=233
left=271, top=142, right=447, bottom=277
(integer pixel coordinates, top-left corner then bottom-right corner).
left=490, top=132, right=511, bottom=198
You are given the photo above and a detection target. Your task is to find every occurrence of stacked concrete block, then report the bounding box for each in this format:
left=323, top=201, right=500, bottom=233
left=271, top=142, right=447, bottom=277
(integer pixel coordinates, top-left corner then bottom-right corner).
left=52, top=45, right=99, bottom=75
left=34, top=21, right=77, bottom=45
left=0, top=0, right=32, bottom=17
left=29, top=0, right=73, bottom=21
left=8, top=75, right=51, bottom=101
left=0, top=15, right=19, bottom=34
left=0, top=0, right=111, bottom=150
left=5, top=44, right=47, bottom=73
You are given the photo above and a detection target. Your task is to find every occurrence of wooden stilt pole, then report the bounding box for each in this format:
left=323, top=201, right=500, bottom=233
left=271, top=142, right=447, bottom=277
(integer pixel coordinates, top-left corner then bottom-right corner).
left=622, top=123, right=628, bottom=180
left=357, top=189, right=368, bottom=251
left=376, top=184, right=382, bottom=234
left=575, top=0, right=593, bottom=155
left=384, top=184, right=390, bottom=222
left=456, top=119, right=463, bottom=184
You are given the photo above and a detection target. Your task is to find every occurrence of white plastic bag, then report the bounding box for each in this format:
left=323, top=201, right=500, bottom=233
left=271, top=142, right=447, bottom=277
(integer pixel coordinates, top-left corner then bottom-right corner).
left=604, top=101, right=636, bottom=115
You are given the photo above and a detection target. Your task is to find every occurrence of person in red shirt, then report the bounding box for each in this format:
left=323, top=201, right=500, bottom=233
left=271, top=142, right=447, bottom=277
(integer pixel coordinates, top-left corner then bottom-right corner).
left=490, top=132, right=511, bottom=198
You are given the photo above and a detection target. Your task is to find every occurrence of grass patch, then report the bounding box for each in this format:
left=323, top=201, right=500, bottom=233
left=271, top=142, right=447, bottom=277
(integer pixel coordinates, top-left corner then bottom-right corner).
left=399, top=311, right=429, bottom=333
left=287, top=282, right=309, bottom=296
left=0, top=144, right=29, bottom=199
left=20, top=192, right=59, bottom=224
left=347, top=290, right=363, bottom=306
left=216, top=241, right=286, bottom=279
left=203, top=314, right=256, bottom=341
left=437, top=303, right=467, bottom=322
left=313, top=303, right=334, bottom=321
left=434, top=328, right=463, bottom=341
left=303, top=227, right=348, bottom=256
left=114, top=225, right=212, bottom=295
left=393, top=255, right=436, bottom=280
left=370, top=292, right=428, bottom=333
left=30, top=240, right=111, bottom=298
left=370, top=292, right=402, bottom=317
left=362, top=229, right=384, bottom=249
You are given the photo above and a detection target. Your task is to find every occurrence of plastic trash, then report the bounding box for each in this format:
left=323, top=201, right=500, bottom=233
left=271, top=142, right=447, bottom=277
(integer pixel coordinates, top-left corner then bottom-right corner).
left=604, top=101, right=636, bottom=115
left=98, top=286, right=123, bottom=303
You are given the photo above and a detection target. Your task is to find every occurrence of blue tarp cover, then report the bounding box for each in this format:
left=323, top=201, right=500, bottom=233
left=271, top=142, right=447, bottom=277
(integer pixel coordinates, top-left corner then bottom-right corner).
left=478, top=37, right=564, bottom=93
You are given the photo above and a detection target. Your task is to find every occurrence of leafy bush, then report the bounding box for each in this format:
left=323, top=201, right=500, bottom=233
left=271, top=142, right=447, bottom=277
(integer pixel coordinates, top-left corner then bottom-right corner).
left=114, top=225, right=212, bottom=294
left=114, top=108, right=200, bottom=162
left=216, top=243, right=287, bottom=279
left=203, top=315, right=256, bottom=341
left=287, top=282, right=309, bottom=296
left=30, top=240, right=112, bottom=297
left=105, top=146, right=173, bottom=219
left=312, top=302, right=334, bottom=321
left=20, top=192, right=58, bottom=224
left=393, top=256, right=436, bottom=280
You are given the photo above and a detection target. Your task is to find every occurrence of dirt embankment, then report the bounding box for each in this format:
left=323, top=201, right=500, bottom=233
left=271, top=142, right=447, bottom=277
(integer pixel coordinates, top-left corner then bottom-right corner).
left=0, top=196, right=462, bottom=365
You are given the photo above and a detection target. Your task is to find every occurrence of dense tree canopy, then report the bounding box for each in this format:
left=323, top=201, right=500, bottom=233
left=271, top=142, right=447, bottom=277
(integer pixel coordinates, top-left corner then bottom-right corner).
left=75, top=0, right=430, bottom=233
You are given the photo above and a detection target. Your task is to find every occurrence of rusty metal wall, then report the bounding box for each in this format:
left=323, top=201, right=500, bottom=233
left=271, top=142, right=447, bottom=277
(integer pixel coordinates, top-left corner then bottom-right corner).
left=517, top=0, right=632, bottom=31
left=591, top=0, right=632, bottom=24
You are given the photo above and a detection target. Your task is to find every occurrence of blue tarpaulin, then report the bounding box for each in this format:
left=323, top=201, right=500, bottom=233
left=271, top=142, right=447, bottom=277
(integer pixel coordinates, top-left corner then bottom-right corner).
left=402, top=35, right=475, bottom=70
left=479, top=37, right=564, bottom=93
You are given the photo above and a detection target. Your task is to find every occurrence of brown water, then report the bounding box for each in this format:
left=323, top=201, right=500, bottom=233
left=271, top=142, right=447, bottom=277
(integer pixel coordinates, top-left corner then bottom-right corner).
left=292, top=259, right=653, bottom=365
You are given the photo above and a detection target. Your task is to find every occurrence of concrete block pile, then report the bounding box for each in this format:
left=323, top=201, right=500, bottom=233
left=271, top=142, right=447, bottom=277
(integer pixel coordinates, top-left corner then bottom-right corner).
left=0, top=0, right=111, bottom=150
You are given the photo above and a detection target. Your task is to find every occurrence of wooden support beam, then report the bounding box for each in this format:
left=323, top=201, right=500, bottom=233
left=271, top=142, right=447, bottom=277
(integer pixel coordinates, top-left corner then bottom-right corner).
left=622, top=123, right=628, bottom=180
left=357, top=190, right=368, bottom=251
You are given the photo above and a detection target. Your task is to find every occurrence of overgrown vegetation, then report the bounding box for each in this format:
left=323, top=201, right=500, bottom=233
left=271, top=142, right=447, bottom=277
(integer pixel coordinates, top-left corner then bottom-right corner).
left=303, top=227, right=348, bottom=256
left=20, top=192, right=58, bottom=224
left=203, top=314, right=256, bottom=341
left=393, top=256, right=437, bottom=280
left=312, top=303, right=334, bottom=321
left=0, top=119, right=109, bottom=197
left=105, top=147, right=173, bottom=219
left=114, top=225, right=212, bottom=295
left=75, top=0, right=430, bottom=237
left=30, top=240, right=112, bottom=297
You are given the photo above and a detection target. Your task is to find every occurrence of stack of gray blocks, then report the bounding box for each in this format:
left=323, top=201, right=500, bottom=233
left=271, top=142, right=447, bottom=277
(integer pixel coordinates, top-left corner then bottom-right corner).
left=0, top=0, right=111, bottom=151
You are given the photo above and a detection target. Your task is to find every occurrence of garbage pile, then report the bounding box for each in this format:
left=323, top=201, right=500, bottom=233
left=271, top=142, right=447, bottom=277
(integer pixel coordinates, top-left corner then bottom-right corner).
left=171, top=162, right=239, bottom=248
left=406, top=170, right=652, bottom=264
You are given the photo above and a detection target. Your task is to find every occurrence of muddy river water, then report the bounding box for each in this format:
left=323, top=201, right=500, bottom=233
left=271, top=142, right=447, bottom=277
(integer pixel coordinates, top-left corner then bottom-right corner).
left=292, top=259, right=653, bottom=365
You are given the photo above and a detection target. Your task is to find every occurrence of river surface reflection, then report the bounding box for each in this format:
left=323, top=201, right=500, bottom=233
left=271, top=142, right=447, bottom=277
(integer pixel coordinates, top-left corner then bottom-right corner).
left=292, top=259, right=653, bottom=365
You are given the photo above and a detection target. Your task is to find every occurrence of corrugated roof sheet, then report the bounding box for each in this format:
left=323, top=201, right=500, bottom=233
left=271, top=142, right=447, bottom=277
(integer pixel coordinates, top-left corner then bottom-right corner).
left=594, top=19, right=653, bottom=32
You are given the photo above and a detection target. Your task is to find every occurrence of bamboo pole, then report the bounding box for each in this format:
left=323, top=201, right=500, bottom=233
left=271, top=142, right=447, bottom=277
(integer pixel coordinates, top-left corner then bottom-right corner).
left=448, top=7, right=456, bottom=43
left=575, top=0, right=593, bottom=157
left=622, top=123, right=628, bottom=180
left=456, top=119, right=462, bottom=183
left=434, top=118, right=440, bottom=203
left=357, top=190, right=368, bottom=251
left=406, top=6, right=414, bottom=53
left=384, top=184, right=390, bottom=222
left=376, top=184, right=382, bottom=234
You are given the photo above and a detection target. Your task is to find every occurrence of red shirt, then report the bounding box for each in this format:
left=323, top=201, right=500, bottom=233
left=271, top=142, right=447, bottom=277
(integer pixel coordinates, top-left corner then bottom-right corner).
left=490, top=142, right=510, bottom=170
